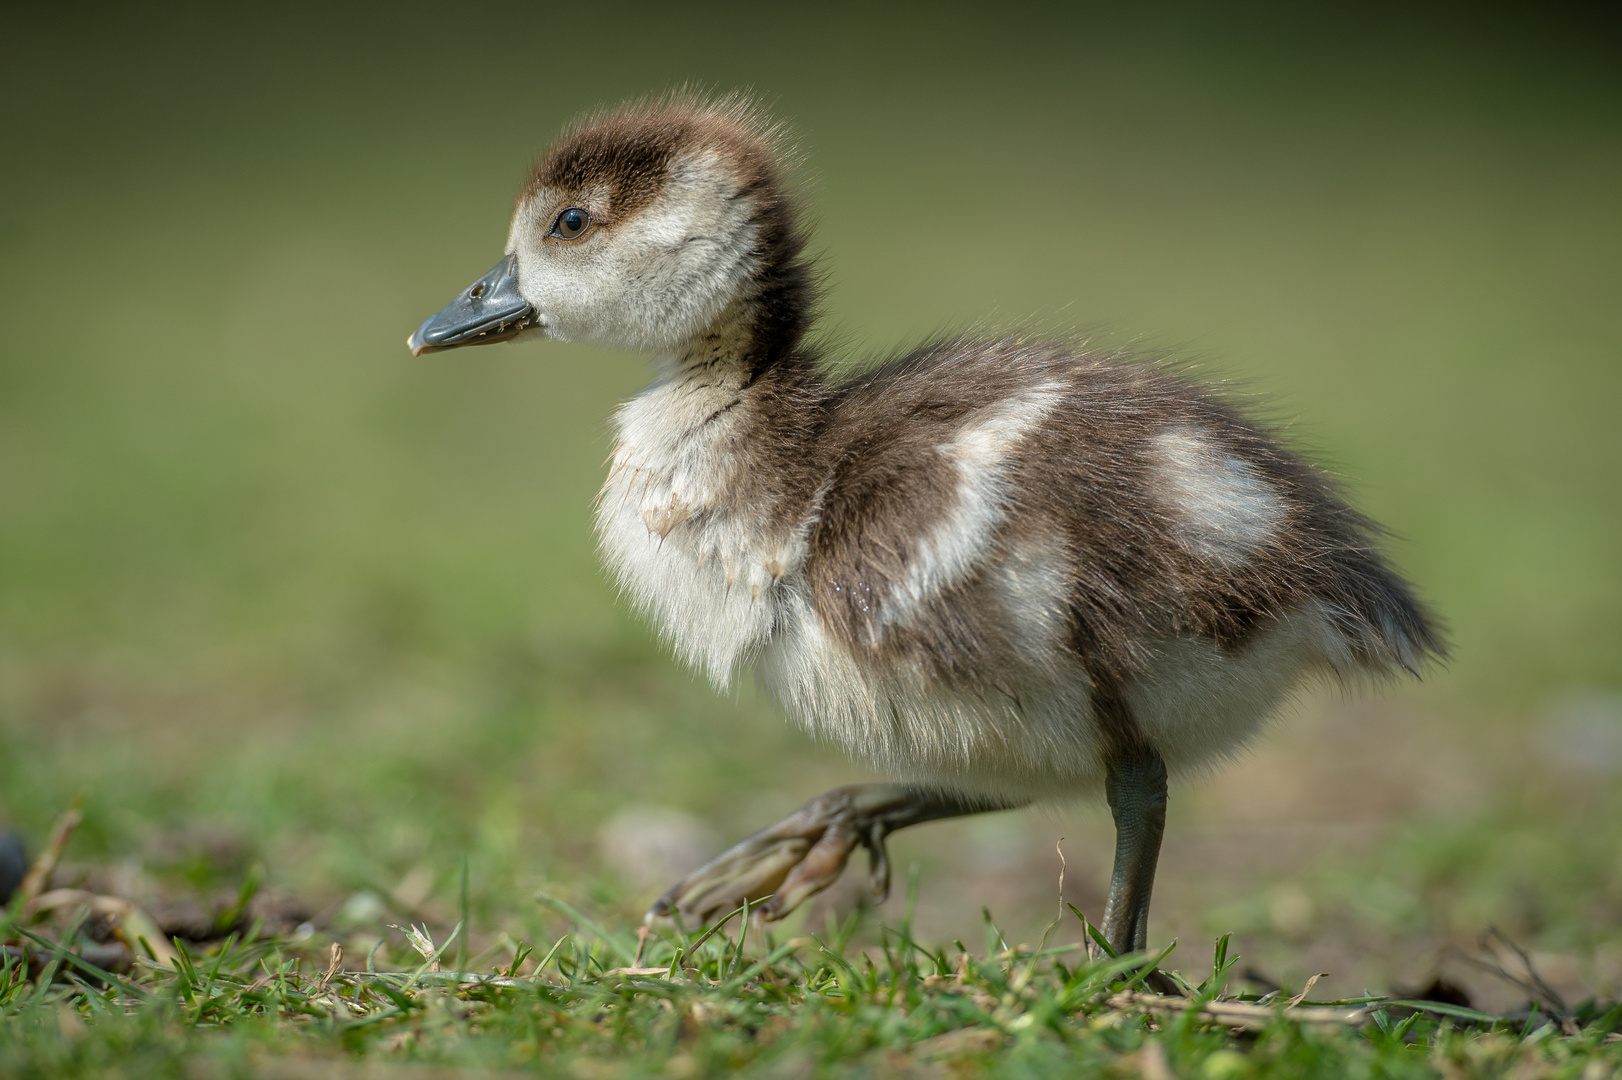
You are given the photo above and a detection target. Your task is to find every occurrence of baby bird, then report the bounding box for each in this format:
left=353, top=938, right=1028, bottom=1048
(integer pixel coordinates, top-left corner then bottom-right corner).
left=408, top=95, right=1443, bottom=957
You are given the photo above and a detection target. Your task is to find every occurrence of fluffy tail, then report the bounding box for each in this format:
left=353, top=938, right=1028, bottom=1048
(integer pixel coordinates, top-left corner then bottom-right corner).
left=1325, top=549, right=1448, bottom=678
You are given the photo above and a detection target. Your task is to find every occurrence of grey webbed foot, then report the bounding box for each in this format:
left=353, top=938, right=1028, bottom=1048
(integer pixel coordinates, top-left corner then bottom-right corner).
left=648, top=784, right=1015, bottom=926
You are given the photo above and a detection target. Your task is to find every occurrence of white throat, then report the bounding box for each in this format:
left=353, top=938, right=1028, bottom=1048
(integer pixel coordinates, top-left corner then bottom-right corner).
left=592, top=332, right=813, bottom=687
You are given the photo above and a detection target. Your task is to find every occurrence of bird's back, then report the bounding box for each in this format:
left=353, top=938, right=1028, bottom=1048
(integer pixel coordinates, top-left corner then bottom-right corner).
left=744, top=337, right=1444, bottom=793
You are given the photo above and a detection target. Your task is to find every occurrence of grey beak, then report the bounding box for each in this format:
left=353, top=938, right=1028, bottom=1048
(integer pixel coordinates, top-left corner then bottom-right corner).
left=407, top=254, right=536, bottom=356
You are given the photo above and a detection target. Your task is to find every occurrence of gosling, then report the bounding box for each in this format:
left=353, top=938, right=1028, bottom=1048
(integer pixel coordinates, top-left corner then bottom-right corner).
left=407, top=95, right=1443, bottom=958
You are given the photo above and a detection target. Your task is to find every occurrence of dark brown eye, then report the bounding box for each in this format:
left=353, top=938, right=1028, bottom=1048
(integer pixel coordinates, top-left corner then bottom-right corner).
left=551, top=207, right=590, bottom=240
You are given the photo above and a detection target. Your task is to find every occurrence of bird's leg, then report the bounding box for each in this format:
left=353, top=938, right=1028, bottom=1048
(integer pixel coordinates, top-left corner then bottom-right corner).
left=0, top=829, right=27, bottom=907
left=648, top=784, right=1021, bottom=927
left=1099, top=743, right=1168, bottom=957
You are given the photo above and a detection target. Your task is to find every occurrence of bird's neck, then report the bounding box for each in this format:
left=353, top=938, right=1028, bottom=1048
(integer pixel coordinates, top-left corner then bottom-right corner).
left=647, top=294, right=822, bottom=419
left=661, top=301, right=770, bottom=387
left=611, top=300, right=821, bottom=518
left=661, top=206, right=818, bottom=382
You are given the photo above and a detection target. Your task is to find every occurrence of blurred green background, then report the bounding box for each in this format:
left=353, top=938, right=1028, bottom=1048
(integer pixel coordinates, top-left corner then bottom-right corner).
left=2, top=3, right=1619, bottom=1004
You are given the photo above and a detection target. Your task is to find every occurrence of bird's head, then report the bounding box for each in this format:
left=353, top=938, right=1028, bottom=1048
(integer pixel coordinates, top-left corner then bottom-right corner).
left=408, top=95, right=808, bottom=362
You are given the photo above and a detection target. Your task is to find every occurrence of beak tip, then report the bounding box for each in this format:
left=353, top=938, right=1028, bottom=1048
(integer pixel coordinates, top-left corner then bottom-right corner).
left=406, top=325, right=433, bottom=357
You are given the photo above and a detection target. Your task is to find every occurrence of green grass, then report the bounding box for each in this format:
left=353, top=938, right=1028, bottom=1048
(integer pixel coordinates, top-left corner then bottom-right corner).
left=5, top=899, right=1620, bottom=1079
left=2, top=2, right=1620, bottom=1075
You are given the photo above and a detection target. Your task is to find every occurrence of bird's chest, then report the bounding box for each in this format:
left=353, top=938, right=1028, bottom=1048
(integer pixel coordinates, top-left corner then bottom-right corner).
left=593, top=380, right=811, bottom=686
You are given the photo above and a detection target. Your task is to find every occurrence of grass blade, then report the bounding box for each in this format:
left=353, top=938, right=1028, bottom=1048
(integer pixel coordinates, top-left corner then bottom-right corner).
left=9, top=925, right=155, bottom=1003
left=534, top=892, right=635, bottom=966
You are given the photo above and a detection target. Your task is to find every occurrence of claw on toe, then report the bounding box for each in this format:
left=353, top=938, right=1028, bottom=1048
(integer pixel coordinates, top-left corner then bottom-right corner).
left=862, top=822, right=891, bottom=900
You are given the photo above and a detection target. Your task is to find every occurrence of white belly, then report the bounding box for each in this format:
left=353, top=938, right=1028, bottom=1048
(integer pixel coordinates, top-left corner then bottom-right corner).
left=758, top=593, right=1343, bottom=800
left=755, top=585, right=1108, bottom=799
left=1128, top=601, right=1353, bottom=775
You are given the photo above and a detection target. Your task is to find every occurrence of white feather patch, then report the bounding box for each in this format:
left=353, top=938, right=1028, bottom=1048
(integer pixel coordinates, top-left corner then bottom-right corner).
left=1152, top=428, right=1284, bottom=566
left=876, top=383, right=1066, bottom=637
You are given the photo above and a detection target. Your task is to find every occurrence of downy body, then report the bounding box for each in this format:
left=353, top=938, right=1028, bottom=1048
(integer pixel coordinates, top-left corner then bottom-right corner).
left=471, top=97, right=1444, bottom=803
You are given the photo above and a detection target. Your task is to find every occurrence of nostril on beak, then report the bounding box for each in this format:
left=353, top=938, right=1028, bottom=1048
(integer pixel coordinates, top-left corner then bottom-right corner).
left=470, top=284, right=486, bottom=299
